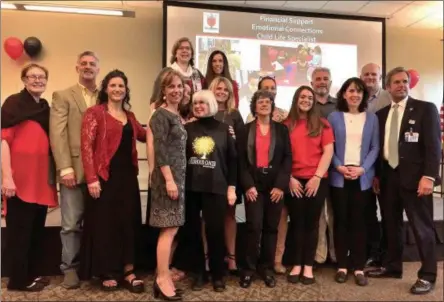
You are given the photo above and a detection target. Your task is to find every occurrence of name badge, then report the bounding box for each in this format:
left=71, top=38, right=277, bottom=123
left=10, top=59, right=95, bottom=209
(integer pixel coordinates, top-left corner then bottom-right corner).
left=404, top=132, right=419, bottom=143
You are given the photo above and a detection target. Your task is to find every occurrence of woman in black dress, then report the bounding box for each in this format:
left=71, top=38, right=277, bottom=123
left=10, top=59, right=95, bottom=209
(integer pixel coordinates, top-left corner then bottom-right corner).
left=80, top=70, right=147, bottom=292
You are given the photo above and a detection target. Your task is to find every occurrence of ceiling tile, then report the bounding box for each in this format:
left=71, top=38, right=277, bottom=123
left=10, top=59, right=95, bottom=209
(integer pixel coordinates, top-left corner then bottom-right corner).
left=388, top=1, right=439, bottom=27
left=244, top=1, right=286, bottom=7
left=203, top=0, right=246, bottom=5
left=283, top=1, right=328, bottom=10
left=321, top=1, right=369, bottom=12
left=408, top=10, right=443, bottom=29
left=357, top=1, right=411, bottom=17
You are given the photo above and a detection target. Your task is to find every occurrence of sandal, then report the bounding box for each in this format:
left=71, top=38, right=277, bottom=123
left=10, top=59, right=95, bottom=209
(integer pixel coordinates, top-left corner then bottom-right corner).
left=101, top=276, right=119, bottom=292
left=34, top=276, right=50, bottom=286
left=20, top=281, right=45, bottom=292
left=122, top=270, right=144, bottom=294
left=226, top=254, right=238, bottom=276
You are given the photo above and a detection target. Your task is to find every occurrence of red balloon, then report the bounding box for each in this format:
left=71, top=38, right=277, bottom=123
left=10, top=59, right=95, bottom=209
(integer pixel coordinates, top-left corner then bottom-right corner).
left=3, top=37, right=24, bottom=60
left=408, top=69, right=420, bottom=89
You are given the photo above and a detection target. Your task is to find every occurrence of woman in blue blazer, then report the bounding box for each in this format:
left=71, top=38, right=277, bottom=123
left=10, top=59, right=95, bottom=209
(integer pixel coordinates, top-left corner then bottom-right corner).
left=327, top=77, right=379, bottom=287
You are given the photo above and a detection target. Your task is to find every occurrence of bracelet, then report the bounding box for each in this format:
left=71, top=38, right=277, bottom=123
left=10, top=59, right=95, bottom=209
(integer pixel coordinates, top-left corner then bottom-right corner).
left=314, top=175, right=322, bottom=179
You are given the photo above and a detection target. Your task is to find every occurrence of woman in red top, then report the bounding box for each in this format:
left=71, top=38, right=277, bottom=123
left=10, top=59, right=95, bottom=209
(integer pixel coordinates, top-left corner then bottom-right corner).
left=80, top=70, right=147, bottom=293
left=284, top=85, right=334, bottom=285
left=205, top=50, right=240, bottom=108
left=1, top=63, right=58, bottom=292
left=238, top=90, right=292, bottom=289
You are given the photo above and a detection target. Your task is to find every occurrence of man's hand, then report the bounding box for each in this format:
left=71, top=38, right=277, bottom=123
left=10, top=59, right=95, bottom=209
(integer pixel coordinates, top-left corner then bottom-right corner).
left=418, top=176, right=434, bottom=197
left=61, top=172, right=77, bottom=188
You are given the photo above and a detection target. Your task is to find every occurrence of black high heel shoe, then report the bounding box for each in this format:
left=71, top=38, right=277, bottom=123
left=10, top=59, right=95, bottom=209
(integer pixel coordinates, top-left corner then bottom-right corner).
left=152, top=281, right=182, bottom=301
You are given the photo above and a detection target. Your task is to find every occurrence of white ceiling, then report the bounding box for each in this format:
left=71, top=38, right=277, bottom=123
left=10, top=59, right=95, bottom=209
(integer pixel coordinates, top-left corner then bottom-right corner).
left=165, top=0, right=444, bottom=29
left=7, top=1, right=444, bottom=29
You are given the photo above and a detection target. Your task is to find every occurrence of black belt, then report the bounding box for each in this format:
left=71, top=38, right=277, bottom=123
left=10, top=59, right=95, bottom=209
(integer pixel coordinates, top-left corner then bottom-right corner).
left=256, top=167, right=271, bottom=174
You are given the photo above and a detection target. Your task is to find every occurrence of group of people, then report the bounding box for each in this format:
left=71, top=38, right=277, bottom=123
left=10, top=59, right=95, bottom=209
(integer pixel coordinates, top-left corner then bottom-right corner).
left=1, top=36, right=441, bottom=300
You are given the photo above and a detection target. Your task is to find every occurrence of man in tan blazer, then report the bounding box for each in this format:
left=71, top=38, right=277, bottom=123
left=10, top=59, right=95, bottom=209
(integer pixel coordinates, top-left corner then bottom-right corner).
left=49, top=51, right=100, bottom=289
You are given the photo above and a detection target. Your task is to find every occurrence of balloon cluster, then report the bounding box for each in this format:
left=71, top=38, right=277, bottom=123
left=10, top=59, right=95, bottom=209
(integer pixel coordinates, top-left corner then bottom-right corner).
left=3, top=36, right=43, bottom=60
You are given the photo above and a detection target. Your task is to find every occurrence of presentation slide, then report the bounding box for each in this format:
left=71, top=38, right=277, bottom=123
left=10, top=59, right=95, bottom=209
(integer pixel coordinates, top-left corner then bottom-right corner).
left=166, top=4, right=383, bottom=121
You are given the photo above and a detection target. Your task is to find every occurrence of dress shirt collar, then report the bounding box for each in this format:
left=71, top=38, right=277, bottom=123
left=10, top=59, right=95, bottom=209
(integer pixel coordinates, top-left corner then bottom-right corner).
left=391, top=96, right=408, bottom=108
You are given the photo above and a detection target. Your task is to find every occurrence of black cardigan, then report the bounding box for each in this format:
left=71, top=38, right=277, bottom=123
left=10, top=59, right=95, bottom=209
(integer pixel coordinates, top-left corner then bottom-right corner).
left=185, top=117, right=237, bottom=195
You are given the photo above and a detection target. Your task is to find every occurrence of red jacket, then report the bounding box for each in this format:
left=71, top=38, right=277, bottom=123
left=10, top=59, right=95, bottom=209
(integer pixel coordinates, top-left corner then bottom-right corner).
left=81, top=104, right=147, bottom=184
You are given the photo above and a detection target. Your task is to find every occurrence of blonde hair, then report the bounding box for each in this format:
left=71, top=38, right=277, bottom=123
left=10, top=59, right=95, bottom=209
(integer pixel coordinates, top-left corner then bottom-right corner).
left=192, top=90, right=218, bottom=117
left=208, top=76, right=235, bottom=112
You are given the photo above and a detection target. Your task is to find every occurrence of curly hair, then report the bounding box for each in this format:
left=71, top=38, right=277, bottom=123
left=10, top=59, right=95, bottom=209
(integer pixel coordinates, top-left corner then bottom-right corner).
left=250, top=89, right=275, bottom=118
left=98, top=69, right=131, bottom=110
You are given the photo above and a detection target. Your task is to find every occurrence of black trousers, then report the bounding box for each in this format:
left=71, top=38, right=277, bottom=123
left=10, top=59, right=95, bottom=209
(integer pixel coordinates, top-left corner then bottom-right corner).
left=173, top=191, right=227, bottom=280
left=286, top=178, right=328, bottom=266
left=243, top=188, right=283, bottom=277
left=5, top=196, right=48, bottom=289
left=331, top=180, right=371, bottom=271
left=380, top=165, right=437, bottom=283
left=366, top=190, right=388, bottom=263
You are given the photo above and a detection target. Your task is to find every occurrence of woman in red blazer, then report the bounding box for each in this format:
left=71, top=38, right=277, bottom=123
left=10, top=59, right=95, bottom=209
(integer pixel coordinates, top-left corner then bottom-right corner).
left=80, top=70, right=146, bottom=293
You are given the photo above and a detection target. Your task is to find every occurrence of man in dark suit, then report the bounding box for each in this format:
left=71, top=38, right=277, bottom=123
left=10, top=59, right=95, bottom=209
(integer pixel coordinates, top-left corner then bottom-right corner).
left=369, top=67, right=441, bottom=295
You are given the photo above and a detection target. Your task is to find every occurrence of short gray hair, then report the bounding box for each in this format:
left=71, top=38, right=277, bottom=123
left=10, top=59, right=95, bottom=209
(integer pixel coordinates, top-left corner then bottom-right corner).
left=78, top=50, right=99, bottom=62
left=385, top=66, right=410, bottom=87
left=192, top=90, right=218, bottom=117
left=311, top=67, right=331, bottom=81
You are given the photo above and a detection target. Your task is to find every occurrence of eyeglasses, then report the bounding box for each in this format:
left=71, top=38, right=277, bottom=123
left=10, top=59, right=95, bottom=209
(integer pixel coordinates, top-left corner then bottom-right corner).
left=26, top=75, right=47, bottom=81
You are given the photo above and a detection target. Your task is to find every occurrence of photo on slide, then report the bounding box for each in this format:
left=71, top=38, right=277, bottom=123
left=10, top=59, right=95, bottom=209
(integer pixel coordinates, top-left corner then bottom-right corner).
left=260, top=44, right=323, bottom=87
left=196, top=36, right=242, bottom=81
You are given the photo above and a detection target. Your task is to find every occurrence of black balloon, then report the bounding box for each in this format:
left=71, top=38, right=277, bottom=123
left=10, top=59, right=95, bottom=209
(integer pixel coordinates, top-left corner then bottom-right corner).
left=23, top=37, right=42, bottom=58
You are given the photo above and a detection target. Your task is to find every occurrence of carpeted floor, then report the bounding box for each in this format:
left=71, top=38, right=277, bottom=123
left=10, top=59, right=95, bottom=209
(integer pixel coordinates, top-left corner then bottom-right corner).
left=1, top=262, right=443, bottom=301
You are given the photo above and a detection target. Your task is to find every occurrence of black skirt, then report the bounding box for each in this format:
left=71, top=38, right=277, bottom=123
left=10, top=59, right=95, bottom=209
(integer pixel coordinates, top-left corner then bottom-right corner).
left=80, top=122, right=142, bottom=280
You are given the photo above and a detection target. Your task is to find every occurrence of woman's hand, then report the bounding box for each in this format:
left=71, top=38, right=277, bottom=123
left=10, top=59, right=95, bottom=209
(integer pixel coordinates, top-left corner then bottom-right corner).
left=88, top=181, right=101, bottom=199
left=1, top=176, right=16, bottom=198
left=228, top=126, right=236, bottom=139
left=246, top=187, right=258, bottom=202
left=270, top=188, right=284, bottom=203
left=347, top=167, right=365, bottom=180
left=305, top=176, right=321, bottom=197
left=166, top=180, right=179, bottom=200
left=227, top=186, right=237, bottom=206
left=289, top=177, right=304, bottom=198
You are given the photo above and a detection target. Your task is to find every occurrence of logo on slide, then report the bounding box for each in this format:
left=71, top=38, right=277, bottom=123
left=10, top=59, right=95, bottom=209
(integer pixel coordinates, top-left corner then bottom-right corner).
left=203, top=12, right=219, bottom=33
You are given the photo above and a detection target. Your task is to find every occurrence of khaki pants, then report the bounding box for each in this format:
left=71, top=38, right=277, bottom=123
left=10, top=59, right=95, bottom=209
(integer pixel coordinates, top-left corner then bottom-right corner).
left=275, top=205, right=288, bottom=264
left=315, top=197, right=336, bottom=263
